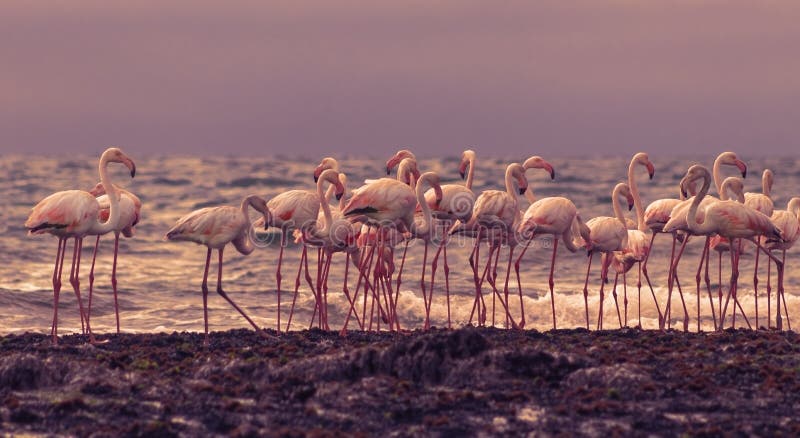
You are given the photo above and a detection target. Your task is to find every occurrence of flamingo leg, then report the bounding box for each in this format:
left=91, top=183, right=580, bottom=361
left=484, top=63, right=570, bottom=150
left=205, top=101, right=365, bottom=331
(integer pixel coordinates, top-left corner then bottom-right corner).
left=111, top=231, right=121, bottom=334
left=641, top=232, right=663, bottom=328
left=704, top=241, right=717, bottom=331
left=68, top=237, right=86, bottom=335
left=753, top=236, right=761, bottom=328
left=582, top=251, right=594, bottom=330
left=443, top=235, right=452, bottom=329
left=695, top=237, right=710, bottom=332
left=720, top=240, right=739, bottom=330
left=428, top=231, right=445, bottom=329
left=51, top=237, right=67, bottom=344
left=286, top=245, right=307, bottom=332
left=420, top=240, right=430, bottom=330
left=395, top=240, right=409, bottom=293
left=767, top=252, right=772, bottom=329
left=469, top=227, right=483, bottom=326
left=275, top=230, right=287, bottom=333
left=71, top=238, right=95, bottom=343
left=623, top=267, right=629, bottom=327
left=215, top=248, right=268, bottom=339
left=87, top=235, right=100, bottom=331
left=201, top=247, right=212, bottom=346
left=780, top=250, right=790, bottom=330
left=667, top=234, right=691, bottom=330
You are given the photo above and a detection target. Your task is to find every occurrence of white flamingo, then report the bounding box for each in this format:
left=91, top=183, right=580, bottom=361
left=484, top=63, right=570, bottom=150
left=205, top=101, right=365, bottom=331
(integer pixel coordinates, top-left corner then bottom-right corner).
left=25, top=147, right=136, bottom=345
left=165, top=195, right=272, bottom=345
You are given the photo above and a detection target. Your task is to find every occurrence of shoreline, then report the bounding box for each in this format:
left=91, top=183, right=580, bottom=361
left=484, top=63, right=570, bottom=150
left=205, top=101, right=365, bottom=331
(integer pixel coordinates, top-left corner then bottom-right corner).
left=2, top=327, right=800, bottom=435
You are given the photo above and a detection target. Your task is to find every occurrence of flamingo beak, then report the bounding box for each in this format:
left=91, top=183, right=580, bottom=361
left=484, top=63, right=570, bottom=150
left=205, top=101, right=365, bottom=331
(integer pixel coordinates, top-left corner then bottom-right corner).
left=519, top=187, right=527, bottom=195
left=313, top=166, right=323, bottom=183
left=123, top=157, right=136, bottom=178
left=546, top=163, right=555, bottom=180
left=646, top=162, right=655, bottom=180
left=736, top=160, right=747, bottom=178
left=627, top=196, right=635, bottom=211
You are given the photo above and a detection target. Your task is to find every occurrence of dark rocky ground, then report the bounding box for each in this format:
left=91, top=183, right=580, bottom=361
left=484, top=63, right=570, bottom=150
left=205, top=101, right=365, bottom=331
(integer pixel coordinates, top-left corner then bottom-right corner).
left=1, top=327, right=800, bottom=436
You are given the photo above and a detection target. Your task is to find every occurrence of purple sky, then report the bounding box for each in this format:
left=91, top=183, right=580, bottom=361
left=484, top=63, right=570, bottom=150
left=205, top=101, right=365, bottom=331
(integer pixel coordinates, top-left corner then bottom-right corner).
left=3, top=1, right=800, bottom=157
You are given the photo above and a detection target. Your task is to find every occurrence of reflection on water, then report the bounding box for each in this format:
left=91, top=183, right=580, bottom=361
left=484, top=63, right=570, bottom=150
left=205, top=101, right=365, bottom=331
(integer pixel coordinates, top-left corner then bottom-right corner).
left=2, top=153, right=799, bottom=334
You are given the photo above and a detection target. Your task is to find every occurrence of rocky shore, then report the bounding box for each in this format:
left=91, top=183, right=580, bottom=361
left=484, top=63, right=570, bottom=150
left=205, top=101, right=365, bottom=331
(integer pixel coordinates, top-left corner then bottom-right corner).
left=2, top=327, right=800, bottom=436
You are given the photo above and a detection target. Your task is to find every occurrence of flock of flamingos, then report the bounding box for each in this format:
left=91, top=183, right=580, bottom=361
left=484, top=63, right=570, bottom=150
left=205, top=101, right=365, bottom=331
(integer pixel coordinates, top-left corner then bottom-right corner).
left=24, top=147, right=800, bottom=345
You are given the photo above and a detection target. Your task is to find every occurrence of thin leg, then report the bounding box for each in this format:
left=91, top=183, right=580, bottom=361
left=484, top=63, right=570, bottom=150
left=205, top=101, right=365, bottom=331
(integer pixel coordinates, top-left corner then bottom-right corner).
left=201, top=247, right=212, bottom=346
left=51, top=238, right=67, bottom=344
left=754, top=236, right=761, bottom=328
left=767, top=253, right=772, bottom=329
left=111, top=232, right=121, bottom=334
left=286, top=245, right=307, bottom=331
left=704, top=242, right=717, bottom=331
left=275, top=231, right=286, bottom=333
left=583, top=252, right=593, bottom=330
left=70, top=238, right=95, bottom=343
left=215, top=248, right=268, bottom=338
left=514, top=240, right=533, bottom=327
left=443, top=232, right=452, bottom=329
left=641, top=232, right=663, bottom=327
left=695, top=237, right=710, bottom=332
left=87, top=235, right=100, bottom=330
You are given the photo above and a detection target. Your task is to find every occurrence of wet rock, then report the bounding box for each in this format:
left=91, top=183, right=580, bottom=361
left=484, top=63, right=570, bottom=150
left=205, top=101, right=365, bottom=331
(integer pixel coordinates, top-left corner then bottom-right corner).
left=0, top=354, right=65, bottom=390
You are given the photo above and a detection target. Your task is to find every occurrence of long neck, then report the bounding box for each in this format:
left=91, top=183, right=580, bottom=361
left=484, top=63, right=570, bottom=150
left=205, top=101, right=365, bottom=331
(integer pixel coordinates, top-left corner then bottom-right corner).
left=233, top=198, right=257, bottom=255
left=789, top=199, right=800, bottom=218
left=317, top=178, right=333, bottom=235
left=712, top=155, right=724, bottom=195
left=628, top=160, right=645, bottom=231
left=465, top=155, right=475, bottom=190
left=525, top=185, right=536, bottom=204
left=504, top=166, right=516, bottom=198
left=412, top=176, right=433, bottom=237
left=611, top=186, right=626, bottom=227
left=762, top=172, right=771, bottom=196
left=90, top=156, right=120, bottom=234
left=687, top=173, right=714, bottom=235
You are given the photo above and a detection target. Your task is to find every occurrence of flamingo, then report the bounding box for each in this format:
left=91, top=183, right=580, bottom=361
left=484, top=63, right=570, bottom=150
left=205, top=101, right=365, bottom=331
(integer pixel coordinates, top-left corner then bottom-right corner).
left=254, top=170, right=344, bottom=332
left=385, top=149, right=421, bottom=182
left=660, top=152, right=748, bottom=330
left=708, top=177, right=747, bottom=327
left=577, top=182, right=635, bottom=330
left=165, top=195, right=272, bottom=345
left=677, top=165, right=784, bottom=331
left=743, top=169, right=774, bottom=327
left=606, top=152, right=659, bottom=328
left=766, top=197, right=799, bottom=330
left=451, top=163, right=529, bottom=328
left=424, top=149, right=477, bottom=329
left=342, top=169, right=442, bottom=331
left=290, top=169, right=346, bottom=330
left=25, top=147, right=136, bottom=345
left=85, top=182, right=141, bottom=334
left=514, top=156, right=592, bottom=330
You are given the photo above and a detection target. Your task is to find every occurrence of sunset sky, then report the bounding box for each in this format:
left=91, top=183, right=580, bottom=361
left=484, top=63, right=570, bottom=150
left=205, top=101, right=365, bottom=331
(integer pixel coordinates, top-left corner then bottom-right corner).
left=3, top=1, right=800, bottom=157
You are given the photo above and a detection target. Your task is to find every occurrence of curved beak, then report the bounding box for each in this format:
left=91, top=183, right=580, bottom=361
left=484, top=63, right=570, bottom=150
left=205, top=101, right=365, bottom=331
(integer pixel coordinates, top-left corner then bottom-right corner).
left=646, top=162, right=655, bottom=180
left=313, top=165, right=324, bottom=183
left=545, top=163, right=555, bottom=180
left=459, top=170, right=466, bottom=179
left=518, top=187, right=527, bottom=195
left=627, top=195, right=635, bottom=211
left=736, top=159, right=747, bottom=178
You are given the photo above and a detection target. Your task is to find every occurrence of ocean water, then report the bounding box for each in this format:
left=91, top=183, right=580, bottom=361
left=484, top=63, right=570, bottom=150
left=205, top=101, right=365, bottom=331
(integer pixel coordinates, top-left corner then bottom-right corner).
left=2, top=153, right=800, bottom=335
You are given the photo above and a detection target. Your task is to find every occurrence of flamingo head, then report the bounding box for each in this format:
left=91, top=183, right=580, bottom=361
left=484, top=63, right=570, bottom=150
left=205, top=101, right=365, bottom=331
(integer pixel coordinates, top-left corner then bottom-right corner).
left=615, top=182, right=635, bottom=211
left=508, top=163, right=529, bottom=195
left=717, top=152, right=747, bottom=178
left=88, top=182, right=105, bottom=196
left=680, top=164, right=711, bottom=198
left=522, top=155, right=555, bottom=180
left=314, top=157, right=339, bottom=182
left=397, top=158, right=420, bottom=186
left=762, top=169, right=774, bottom=195
left=420, top=172, right=444, bottom=206
left=102, top=147, right=136, bottom=178
left=634, top=152, right=655, bottom=180
left=721, top=176, right=745, bottom=203
left=246, top=195, right=271, bottom=229
left=386, top=149, right=416, bottom=175
left=318, top=169, right=345, bottom=200
left=459, top=149, right=476, bottom=179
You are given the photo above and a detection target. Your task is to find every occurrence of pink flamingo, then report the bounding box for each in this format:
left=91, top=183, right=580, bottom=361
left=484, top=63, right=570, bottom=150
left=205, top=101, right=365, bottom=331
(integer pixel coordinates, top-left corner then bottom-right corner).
left=85, top=183, right=141, bottom=334
left=660, top=152, right=748, bottom=330
left=424, top=149, right=477, bottom=329
left=743, top=169, right=774, bottom=327
left=165, top=195, right=272, bottom=345
left=766, top=197, right=799, bottom=330
left=678, top=165, right=784, bottom=331
left=708, top=177, right=746, bottom=327
left=514, top=156, right=593, bottom=331
left=291, top=168, right=347, bottom=330
left=25, top=147, right=136, bottom=345
left=342, top=168, right=442, bottom=331
left=452, top=163, right=529, bottom=328
left=606, top=152, right=658, bottom=328
left=577, top=182, right=635, bottom=330
left=254, top=170, right=344, bottom=332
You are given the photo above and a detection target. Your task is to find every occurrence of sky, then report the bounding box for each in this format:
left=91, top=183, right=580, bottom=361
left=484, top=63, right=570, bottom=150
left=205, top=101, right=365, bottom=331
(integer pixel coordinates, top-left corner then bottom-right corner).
left=2, top=1, right=800, bottom=158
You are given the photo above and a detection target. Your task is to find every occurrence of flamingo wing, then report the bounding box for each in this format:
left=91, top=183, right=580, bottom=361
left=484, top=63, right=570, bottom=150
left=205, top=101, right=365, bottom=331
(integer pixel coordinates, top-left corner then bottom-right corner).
left=26, top=190, right=99, bottom=235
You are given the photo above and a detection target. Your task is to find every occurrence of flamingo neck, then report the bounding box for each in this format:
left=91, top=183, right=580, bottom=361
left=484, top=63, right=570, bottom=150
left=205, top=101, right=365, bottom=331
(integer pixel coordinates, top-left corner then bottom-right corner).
left=762, top=172, right=772, bottom=197
left=504, top=165, right=517, bottom=199
left=317, top=177, right=333, bottom=236
left=413, top=175, right=433, bottom=237
left=611, top=185, right=626, bottom=227
left=687, top=171, right=713, bottom=235
left=788, top=198, right=800, bottom=218
left=234, top=197, right=258, bottom=255
left=628, top=159, right=646, bottom=231
left=712, top=154, right=724, bottom=195
left=465, top=155, right=475, bottom=190
left=90, top=154, right=120, bottom=235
